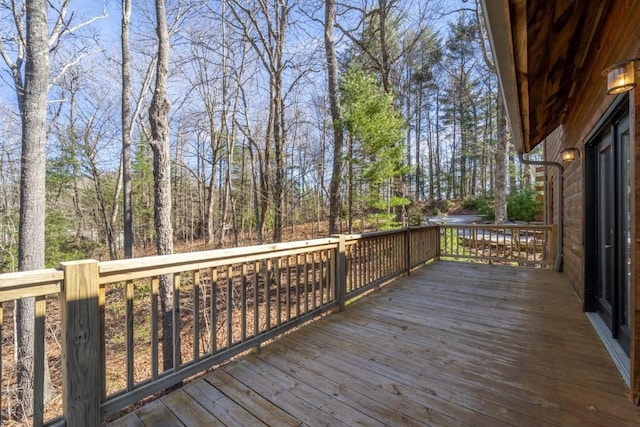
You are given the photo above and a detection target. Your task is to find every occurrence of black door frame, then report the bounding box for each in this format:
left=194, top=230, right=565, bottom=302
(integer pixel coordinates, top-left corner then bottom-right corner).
left=584, top=94, right=631, bottom=355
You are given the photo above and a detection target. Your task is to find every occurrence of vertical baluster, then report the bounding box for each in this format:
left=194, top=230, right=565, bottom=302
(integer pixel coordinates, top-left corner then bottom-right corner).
left=253, top=261, right=259, bottom=336
left=351, top=243, right=356, bottom=291
left=345, top=244, right=351, bottom=295
left=336, top=235, right=346, bottom=311
left=226, top=266, right=233, bottom=348
left=365, top=239, right=370, bottom=285
left=304, top=253, right=309, bottom=315
left=394, top=233, right=398, bottom=273
left=391, top=234, right=395, bottom=274
left=286, top=256, right=292, bottom=322
left=265, top=259, right=272, bottom=330
left=193, top=271, right=201, bottom=362
left=355, top=242, right=360, bottom=291
left=390, top=235, right=393, bottom=274
left=329, top=245, right=336, bottom=303
left=358, top=241, right=362, bottom=288
left=378, top=237, right=383, bottom=279
left=452, top=228, right=456, bottom=257
left=274, top=258, right=280, bottom=327
left=321, top=250, right=326, bottom=304
left=484, top=227, right=488, bottom=260
left=99, top=282, right=106, bottom=399
left=312, top=252, right=317, bottom=311
left=385, top=236, right=389, bottom=276
left=378, top=237, right=382, bottom=280
left=366, top=239, right=371, bottom=285
left=360, top=241, right=365, bottom=288
left=33, top=296, right=46, bottom=427
left=173, top=274, right=182, bottom=370
left=241, top=263, right=247, bottom=342
left=211, top=268, right=217, bottom=355
left=378, top=236, right=387, bottom=280
left=510, top=227, right=514, bottom=261
left=353, top=243, right=358, bottom=291
left=151, top=278, right=159, bottom=379
left=295, top=255, right=301, bottom=318
left=126, top=280, right=135, bottom=390
left=379, top=237, right=383, bottom=278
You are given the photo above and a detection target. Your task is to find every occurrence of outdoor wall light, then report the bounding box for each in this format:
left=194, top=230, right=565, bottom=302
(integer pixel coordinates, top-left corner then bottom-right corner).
left=561, top=147, right=580, bottom=162
left=603, top=59, right=638, bottom=95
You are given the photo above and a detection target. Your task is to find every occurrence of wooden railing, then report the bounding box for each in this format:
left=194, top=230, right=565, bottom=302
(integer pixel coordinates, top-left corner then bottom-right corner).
left=439, top=224, right=555, bottom=268
left=0, top=224, right=545, bottom=426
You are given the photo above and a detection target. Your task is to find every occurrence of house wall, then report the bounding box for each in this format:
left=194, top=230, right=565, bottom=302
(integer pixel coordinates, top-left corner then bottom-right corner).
left=542, top=0, right=640, bottom=403
left=543, top=127, right=585, bottom=301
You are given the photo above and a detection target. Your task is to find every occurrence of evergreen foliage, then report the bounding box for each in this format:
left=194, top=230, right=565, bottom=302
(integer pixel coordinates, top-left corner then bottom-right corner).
left=463, top=193, right=495, bottom=220
left=507, top=187, right=540, bottom=222
left=340, top=65, right=407, bottom=213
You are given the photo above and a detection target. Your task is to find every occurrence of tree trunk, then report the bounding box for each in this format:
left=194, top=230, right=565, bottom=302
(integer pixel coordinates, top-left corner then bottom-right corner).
left=494, top=88, right=508, bottom=223
left=415, top=81, right=423, bottom=200
left=149, top=0, right=177, bottom=372
left=16, top=0, right=50, bottom=418
left=435, top=87, right=442, bottom=199
left=122, top=0, right=134, bottom=258
left=325, top=0, right=344, bottom=234
left=347, top=134, right=354, bottom=233
left=378, top=0, right=392, bottom=94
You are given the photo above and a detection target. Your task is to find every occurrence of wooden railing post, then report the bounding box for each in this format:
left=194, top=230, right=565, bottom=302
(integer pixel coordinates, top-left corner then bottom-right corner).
left=61, top=260, right=101, bottom=426
left=333, top=235, right=346, bottom=312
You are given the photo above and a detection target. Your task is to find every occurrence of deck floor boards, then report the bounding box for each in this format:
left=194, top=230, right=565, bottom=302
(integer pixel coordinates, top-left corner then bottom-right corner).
left=108, top=261, right=640, bottom=426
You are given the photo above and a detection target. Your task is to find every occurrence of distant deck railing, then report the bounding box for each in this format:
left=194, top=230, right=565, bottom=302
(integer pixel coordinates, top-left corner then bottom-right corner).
left=0, top=224, right=550, bottom=426
left=439, top=224, right=555, bottom=268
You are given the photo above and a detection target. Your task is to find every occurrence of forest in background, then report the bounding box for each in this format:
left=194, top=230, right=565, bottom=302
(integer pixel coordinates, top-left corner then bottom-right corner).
left=0, top=0, right=541, bottom=272
left=0, top=1, right=548, bottom=420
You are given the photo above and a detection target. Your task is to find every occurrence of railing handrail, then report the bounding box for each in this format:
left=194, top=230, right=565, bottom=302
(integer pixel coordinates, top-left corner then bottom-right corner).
left=99, top=237, right=340, bottom=283
left=0, top=268, right=63, bottom=302
left=437, top=223, right=552, bottom=230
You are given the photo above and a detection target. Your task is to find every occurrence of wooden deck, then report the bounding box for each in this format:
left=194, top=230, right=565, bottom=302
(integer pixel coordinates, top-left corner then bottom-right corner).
left=108, top=261, right=640, bottom=426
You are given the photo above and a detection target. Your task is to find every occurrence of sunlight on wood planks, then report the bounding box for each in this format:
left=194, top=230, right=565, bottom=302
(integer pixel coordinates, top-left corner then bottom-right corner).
left=108, top=261, right=640, bottom=426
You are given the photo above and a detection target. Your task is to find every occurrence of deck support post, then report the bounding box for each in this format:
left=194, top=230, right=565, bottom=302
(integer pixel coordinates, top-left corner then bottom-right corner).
left=61, top=260, right=101, bottom=426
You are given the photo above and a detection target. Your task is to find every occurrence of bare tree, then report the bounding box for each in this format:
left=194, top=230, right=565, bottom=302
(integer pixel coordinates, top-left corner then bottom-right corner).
left=474, top=0, right=506, bottom=222
left=149, top=0, right=177, bottom=370
left=325, top=0, right=344, bottom=234
left=14, top=0, right=49, bottom=418
left=228, top=0, right=291, bottom=243
left=0, top=1, right=107, bottom=413
left=122, top=0, right=134, bottom=257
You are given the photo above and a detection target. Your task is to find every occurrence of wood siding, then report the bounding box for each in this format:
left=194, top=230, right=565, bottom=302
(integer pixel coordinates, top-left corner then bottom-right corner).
left=542, top=0, right=640, bottom=402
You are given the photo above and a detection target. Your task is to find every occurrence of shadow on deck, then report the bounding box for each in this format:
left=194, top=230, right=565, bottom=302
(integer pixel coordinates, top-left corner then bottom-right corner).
left=109, top=261, right=640, bottom=426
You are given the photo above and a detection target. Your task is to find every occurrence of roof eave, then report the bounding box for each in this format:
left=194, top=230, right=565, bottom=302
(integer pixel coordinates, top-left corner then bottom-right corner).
left=481, top=0, right=526, bottom=154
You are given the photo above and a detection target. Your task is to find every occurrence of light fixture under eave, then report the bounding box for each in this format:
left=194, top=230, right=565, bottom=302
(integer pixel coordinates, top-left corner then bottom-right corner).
left=561, top=147, right=580, bottom=162
left=603, top=59, right=639, bottom=95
